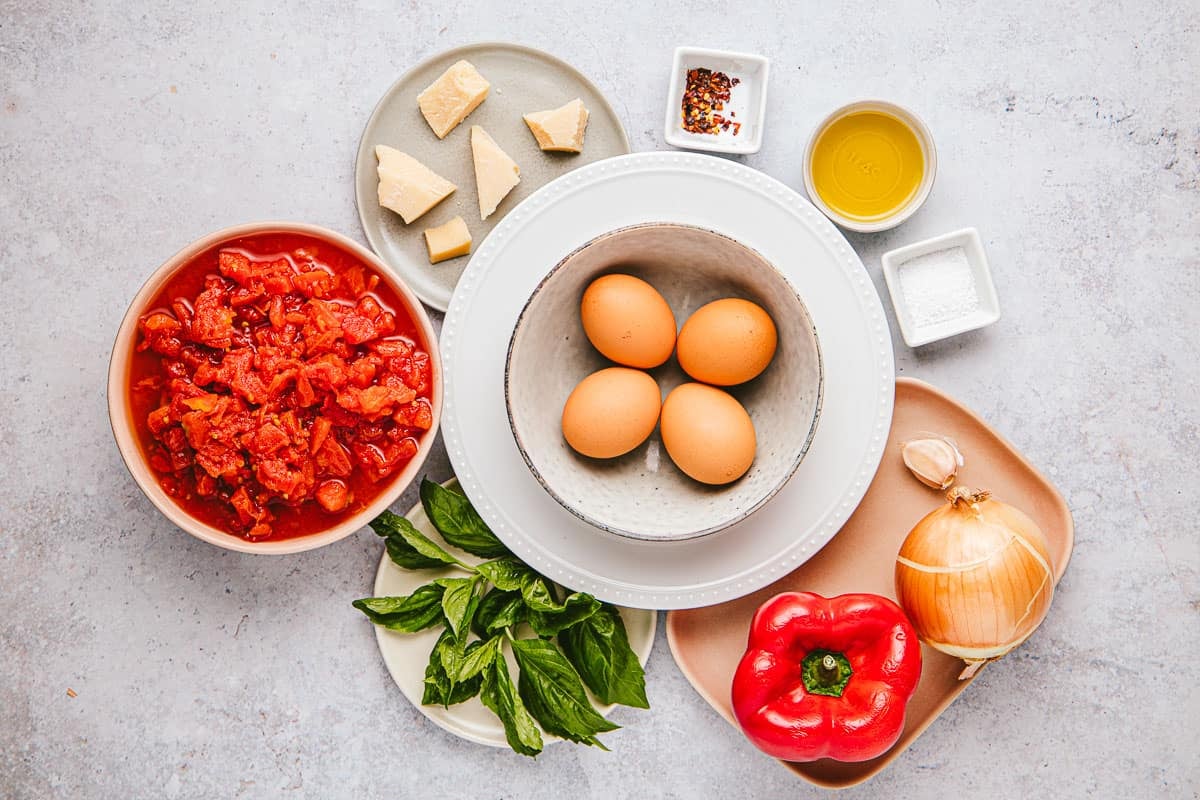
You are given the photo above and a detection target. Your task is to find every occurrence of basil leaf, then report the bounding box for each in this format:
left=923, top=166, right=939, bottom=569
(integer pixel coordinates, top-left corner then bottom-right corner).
left=388, top=513, right=463, bottom=568
left=368, top=509, right=408, bottom=539
left=352, top=583, right=445, bottom=632
left=516, top=576, right=600, bottom=636
left=420, top=478, right=510, bottom=558
left=422, top=639, right=451, bottom=705
left=519, top=575, right=561, bottom=612
left=476, top=557, right=535, bottom=591
left=436, top=576, right=482, bottom=640
left=371, top=510, right=451, bottom=570
left=559, top=604, right=648, bottom=708
left=436, top=633, right=470, bottom=698
left=527, top=592, right=601, bottom=637
left=510, top=637, right=618, bottom=748
left=381, top=536, right=442, bottom=571
left=423, top=630, right=484, bottom=707
left=455, top=635, right=502, bottom=683
left=473, top=589, right=527, bottom=637
left=481, top=652, right=543, bottom=756
left=449, top=650, right=485, bottom=704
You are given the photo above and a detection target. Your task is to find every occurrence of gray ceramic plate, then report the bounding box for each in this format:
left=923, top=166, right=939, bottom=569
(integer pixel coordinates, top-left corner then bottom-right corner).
left=355, top=42, right=631, bottom=311
left=505, top=223, right=824, bottom=542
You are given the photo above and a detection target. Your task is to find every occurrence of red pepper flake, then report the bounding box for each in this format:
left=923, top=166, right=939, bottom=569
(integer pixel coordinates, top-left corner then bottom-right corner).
left=681, top=68, right=742, bottom=136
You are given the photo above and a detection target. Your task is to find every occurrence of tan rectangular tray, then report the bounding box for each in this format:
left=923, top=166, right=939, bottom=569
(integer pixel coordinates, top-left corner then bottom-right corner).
left=665, top=377, right=1074, bottom=789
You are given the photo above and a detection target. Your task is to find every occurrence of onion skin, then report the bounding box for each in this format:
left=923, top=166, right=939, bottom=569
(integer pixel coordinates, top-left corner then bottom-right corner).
left=894, top=488, right=1055, bottom=666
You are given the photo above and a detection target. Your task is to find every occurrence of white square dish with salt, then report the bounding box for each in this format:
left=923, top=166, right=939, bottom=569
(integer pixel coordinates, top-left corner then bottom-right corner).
left=881, top=228, right=1001, bottom=347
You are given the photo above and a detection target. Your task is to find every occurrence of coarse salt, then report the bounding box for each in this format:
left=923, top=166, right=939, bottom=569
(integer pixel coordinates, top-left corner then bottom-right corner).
left=897, top=246, right=980, bottom=329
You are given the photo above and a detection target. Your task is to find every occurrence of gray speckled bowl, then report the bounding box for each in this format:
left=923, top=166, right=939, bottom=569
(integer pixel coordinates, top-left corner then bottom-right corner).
left=505, top=223, right=823, bottom=542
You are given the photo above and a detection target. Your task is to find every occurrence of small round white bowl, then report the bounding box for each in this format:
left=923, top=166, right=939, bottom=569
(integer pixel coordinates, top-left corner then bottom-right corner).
left=802, top=99, right=937, bottom=234
left=505, top=222, right=823, bottom=542
left=107, top=221, right=442, bottom=554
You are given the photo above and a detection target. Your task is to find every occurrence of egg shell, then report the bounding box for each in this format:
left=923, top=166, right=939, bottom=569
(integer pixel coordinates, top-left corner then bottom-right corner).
left=580, top=274, right=677, bottom=368
left=561, top=367, right=662, bottom=459
left=677, top=298, right=778, bottom=386
left=660, top=382, right=756, bottom=485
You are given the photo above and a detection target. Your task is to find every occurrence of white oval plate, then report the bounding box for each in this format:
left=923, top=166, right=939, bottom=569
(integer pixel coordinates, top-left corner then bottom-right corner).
left=441, top=152, right=895, bottom=610
left=370, top=479, right=656, bottom=748
left=354, top=42, right=632, bottom=312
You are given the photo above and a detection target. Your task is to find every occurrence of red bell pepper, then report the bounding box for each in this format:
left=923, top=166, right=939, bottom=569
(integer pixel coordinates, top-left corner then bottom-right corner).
left=731, top=592, right=922, bottom=763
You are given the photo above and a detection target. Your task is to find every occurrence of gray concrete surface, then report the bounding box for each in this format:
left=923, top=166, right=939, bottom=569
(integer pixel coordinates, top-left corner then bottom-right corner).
left=2, top=1, right=1197, bottom=797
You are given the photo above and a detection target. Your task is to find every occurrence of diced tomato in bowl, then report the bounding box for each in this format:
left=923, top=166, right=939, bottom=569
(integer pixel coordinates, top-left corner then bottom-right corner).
left=107, top=223, right=442, bottom=554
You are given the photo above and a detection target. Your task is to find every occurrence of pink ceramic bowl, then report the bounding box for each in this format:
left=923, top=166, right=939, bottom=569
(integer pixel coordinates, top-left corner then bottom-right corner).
left=107, top=222, right=442, bottom=554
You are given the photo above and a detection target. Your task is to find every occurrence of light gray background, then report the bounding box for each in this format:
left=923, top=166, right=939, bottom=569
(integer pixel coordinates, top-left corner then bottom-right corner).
left=2, top=1, right=1197, bottom=798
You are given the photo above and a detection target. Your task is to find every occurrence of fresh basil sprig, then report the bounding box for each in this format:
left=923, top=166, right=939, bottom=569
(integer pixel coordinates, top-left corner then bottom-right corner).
left=511, top=637, right=619, bottom=748
left=559, top=605, right=649, bottom=708
left=371, top=511, right=465, bottom=570
left=481, top=652, right=543, bottom=756
left=526, top=590, right=602, bottom=637
left=419, top=478, right=511, bottom=558
left=352, top=584, right=446, bottom=632
left=423, top=629, right=486, bottom=706
left=473, top=589, right=526, bottom=637
left=354, top=476, right=649, bottom=756
left=475, top=556, right=534, bottom=590
left=435, top=576, right=484, bottom=639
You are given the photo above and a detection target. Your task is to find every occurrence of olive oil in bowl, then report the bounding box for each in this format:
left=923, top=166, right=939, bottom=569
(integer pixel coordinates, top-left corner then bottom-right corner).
left=804, top=102, right=936, bottom=233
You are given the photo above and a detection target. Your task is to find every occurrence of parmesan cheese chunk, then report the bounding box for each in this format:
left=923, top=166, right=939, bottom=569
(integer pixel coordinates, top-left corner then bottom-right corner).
left=417, top=60, right=490, bottom=139
left=469, top=126, right=520, bottom=221
left=523, top=98, right=590, bottom=153
left=375, top=145, right=456, bottom=224
left=423, top=216, right=472, bottom=264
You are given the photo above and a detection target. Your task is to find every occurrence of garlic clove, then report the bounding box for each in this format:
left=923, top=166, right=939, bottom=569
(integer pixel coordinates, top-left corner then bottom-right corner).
left=901, top=436, right=964, bottom=490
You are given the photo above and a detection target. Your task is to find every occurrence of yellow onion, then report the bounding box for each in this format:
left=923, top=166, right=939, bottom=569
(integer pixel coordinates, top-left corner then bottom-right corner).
left=895, top=487, right=1055, bottom=677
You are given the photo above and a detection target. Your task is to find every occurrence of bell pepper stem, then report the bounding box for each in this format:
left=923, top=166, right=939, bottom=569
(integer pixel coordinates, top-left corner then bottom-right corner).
left=801, top=649, right=853, bottom=697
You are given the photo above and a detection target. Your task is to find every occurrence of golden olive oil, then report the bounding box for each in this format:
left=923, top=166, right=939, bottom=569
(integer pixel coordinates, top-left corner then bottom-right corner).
left=810, top=110, right=925, bottom=222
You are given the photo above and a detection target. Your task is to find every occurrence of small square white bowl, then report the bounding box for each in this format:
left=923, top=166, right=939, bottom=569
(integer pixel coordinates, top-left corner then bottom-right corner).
left=881, top=227, right=1001, bottom=347
left=663, top=47, right=769, bottom=155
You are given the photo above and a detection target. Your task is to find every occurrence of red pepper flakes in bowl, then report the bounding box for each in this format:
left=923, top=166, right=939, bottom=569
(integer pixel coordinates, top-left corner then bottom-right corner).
left=128, top=232, right=435, bottom=542
left=681, top=68, right=742, bottom=136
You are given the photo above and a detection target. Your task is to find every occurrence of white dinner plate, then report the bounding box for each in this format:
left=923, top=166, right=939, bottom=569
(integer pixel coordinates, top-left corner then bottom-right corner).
left=354, top=42, right=631, bottom=311
left=441, top=152, right=895, bottom=610
left=370, top=479, right=656, bottom=748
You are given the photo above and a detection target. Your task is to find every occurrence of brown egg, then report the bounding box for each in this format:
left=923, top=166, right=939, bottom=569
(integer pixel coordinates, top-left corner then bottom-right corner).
left=677, top=298, right=777, bottom=386
left=561, top=368, right=662, bottom=458
left=580, top=274, right=676, bottom=368
left=660, top=383, right=756, bottom=485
